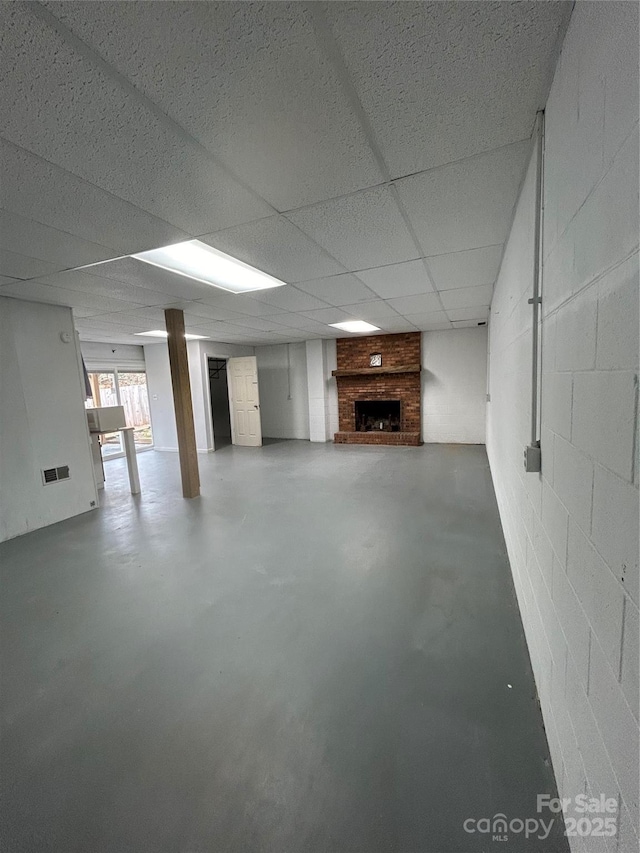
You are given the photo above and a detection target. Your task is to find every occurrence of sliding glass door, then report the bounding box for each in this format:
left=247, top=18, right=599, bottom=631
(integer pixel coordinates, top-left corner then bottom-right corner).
left=116, top=372, right=153, bottom=451
left=85, top=369, right=153, bottom=458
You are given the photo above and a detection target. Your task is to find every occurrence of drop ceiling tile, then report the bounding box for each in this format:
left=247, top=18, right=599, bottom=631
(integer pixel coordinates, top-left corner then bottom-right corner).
left=202, top=216, right=343, bottom=283
left=447, top=306, right=490, bottom=322
left=43, top=2, right=383, bottom=210
left=325, top=2, right=571, bottom=177
left=426, top=245, right=504, bottom=291
left=403, top=311, right=450, bottom=326
left=86, top=258, right=219, bottom=301
left=168, top=302, right=250, bottom=323
left=75, top=322, right=142, bottom=344
left=0, top=249, right=62, bottom=280
left=0, top=280, right=145, bottom=313
left=415, top=321, right=453, bottom=331
left=35, top=269, right=169, bottom=306
left=300, top=307, right=352, bottom=325
left=336, top=300, right=403, bottom=321
left=84, top=307, right=169, bottom=328
left=263, top=332, right=312, bottom=343
left=355, top=260, right=435, bottom=299
left=251, top=286, right=329, bottom=313
left=221, top=316, right=294, bottom=333
left=1, top=141, right=188, bottom=254
left=264, top=313, right=331, bottom=334
left=74, top=318, right=139, bottom=333
left=2, top=3, right=272, bottom=234
left=386, top=293, right=443, bottom=315
left=208, top=322, right=275, bottom=339
left=439, top=285, right=494, bottom=310
left=286, top=186, right=419, bottom=270
left=395, top=140, right=530, bottom=256
left=0, top=211, right=117, bottom=270
left=375, top=317, right=421, bottom=333
left=196, top=292, right=285, bottom=317
left=296, top=273, right=376, bottom=306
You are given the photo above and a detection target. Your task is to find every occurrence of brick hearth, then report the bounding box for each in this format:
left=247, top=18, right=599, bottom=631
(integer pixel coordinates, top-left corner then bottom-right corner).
left=333, top=332, right=422, bottom=446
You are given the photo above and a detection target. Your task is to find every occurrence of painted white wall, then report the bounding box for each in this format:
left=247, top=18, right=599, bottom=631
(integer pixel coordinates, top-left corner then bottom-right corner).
left=487, top=4, right=639, bottom=849
left=0, top=297, right=97, bottom=542
left=255, top=343, right=310, bottom=439
left=421, top=328, right=487, bottom=443
left=143, top=342, right=178, bottom=452
left=144, top=339, right=254, bottom=452
left=80, top=341, right=145, bottom=371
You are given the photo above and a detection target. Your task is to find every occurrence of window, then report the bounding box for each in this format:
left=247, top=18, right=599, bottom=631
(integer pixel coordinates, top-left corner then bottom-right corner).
left=85, top=369, right=153, bottom=458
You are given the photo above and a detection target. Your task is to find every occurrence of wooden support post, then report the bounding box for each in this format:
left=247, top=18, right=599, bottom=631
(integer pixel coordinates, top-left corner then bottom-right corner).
left=165, top=308, right=200, bottom=498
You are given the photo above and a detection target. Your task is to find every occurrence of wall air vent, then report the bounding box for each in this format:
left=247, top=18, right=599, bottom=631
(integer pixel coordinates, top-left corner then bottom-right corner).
left=42, top=466, right=70, bottom=485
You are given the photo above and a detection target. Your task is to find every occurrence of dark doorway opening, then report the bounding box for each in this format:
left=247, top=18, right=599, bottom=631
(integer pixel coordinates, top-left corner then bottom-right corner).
left=208, top=358, right=232, bottom=450
left=355, top=400, right=401, bottom=432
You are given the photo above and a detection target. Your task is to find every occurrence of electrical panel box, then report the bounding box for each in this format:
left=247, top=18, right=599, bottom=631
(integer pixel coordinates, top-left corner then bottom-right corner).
left=86, top=406, right=126, bottom=433
left=524, top=444, right=542, bottom=473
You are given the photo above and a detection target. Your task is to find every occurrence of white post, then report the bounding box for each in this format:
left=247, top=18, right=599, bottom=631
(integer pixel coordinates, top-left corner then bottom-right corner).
left=121, top=428, right=140, bottom=495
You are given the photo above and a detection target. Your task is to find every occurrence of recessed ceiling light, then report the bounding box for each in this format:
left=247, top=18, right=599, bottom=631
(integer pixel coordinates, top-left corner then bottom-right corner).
left=329, top=320, right=381, bottom=333
left=131, top=240, right=286, bottom=294
left=134, top=330, right=209, bottom=340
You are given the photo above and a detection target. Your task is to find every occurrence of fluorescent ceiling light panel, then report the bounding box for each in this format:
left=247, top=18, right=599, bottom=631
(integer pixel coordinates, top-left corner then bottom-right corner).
left=131, top=240, right=286, bottom=294
left=329, top=320, right=381, bottom=333
left=134, top=330, right=209, bottom=340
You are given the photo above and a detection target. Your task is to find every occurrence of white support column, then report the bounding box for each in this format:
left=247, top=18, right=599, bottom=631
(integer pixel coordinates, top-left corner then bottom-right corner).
left=121, top=427, right=141, bottom=495
left=306, top=339, right=331, bottom=442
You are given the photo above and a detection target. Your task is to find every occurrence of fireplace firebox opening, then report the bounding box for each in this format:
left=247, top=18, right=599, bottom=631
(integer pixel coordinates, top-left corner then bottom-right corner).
left=355, top=400, right=401, bottom=432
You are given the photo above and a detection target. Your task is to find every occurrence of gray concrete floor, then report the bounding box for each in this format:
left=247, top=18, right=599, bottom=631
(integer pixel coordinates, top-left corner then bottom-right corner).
left=1, top=442, right=567, bottom=853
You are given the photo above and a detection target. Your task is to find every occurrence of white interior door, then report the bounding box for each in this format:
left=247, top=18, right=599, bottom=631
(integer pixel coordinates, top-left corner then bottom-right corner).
left=227, top=356, right=262, bottom=447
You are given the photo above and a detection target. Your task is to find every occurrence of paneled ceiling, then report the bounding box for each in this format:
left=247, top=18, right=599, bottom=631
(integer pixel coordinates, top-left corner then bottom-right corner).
left=0, top=1, right=572, bottom=346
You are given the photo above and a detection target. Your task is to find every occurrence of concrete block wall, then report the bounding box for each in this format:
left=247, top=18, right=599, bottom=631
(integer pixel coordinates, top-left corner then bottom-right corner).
left=421, top=328, right=487, bottom=443
left=487, top=4, right=639, bottom=850
left=306, top=339, right=332, bottom=442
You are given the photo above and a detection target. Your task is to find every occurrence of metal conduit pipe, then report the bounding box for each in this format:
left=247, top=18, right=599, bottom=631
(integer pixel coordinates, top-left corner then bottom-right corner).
left=524, top=110, right=545, bottom=473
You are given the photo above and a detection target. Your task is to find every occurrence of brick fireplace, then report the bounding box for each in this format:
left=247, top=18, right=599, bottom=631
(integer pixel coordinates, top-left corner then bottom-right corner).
left=332, top=332, right=422, bottom=446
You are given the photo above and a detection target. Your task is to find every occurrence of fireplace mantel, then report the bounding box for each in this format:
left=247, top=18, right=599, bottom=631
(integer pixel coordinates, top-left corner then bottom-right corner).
left=331, top=363, right=421, bottom=377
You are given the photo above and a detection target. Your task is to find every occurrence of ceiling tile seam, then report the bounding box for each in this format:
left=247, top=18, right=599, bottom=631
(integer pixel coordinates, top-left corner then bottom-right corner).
left=30, top=263, right=341, bottom=320
left=419, top=243, right=505, bottom=261
left=305, top=2, right=390, bottom=183
left=388, top=136, right=534, bottom=188
left=387, top=184, right=447, bottom=316
left=0, top=137, right=192, bottom=248
left=312, top=245, right=505, bottom=277
left=23, top=266, right=216, bottom=309
left=277, top=138, right=534, bottom=220
left=484, top=127, right=538, bottom=315
left=198, top=315, right=314, bottom=333
left=27, top=2, right=280, bottom=216
left=198, top=213, right=357, bottom=287
left=225, top=242, right=506, bottom=288
left=0, top=207, right=122, bottom=268
left=243, top=283, right=341, bottom=311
